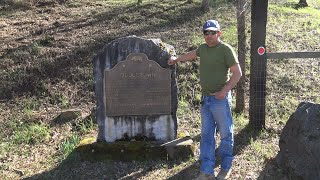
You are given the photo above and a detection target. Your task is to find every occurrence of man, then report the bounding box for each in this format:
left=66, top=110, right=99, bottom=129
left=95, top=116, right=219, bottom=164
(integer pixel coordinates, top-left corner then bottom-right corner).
left=168, top=20, right=242, bottom=180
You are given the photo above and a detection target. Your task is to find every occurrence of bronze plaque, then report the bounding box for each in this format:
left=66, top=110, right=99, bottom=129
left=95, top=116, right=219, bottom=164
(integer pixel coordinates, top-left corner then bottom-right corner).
left=104, top=53, right=171, bottom=116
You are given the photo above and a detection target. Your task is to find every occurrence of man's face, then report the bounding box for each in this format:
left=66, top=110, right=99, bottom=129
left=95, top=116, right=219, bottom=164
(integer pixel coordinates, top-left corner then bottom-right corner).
left=203, top=30, right=221, bottom=47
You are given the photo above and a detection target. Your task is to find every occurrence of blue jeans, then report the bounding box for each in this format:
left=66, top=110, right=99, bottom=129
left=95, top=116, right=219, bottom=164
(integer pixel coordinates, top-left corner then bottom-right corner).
left=199, top=92, right=234, bottom=175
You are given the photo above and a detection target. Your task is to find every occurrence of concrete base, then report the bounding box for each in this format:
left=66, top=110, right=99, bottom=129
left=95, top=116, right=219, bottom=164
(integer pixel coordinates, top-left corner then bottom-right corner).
left=76, top=136, right=194, bottom=161
left=103, top=115, right=175, bottom=142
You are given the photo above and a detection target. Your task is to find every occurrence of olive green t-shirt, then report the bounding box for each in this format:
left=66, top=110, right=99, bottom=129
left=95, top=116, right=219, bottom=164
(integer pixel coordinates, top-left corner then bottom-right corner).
left=196, top=41, right=238, bottom=95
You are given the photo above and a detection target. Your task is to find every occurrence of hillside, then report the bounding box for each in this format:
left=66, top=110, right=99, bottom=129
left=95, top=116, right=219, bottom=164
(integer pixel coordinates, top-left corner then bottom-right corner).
left=0, top=0, right=319, bottom=179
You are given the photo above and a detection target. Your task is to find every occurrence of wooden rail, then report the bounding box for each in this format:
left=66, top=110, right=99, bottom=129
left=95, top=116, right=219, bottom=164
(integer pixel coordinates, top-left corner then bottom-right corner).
left=267, top=52, right=320, bottom=59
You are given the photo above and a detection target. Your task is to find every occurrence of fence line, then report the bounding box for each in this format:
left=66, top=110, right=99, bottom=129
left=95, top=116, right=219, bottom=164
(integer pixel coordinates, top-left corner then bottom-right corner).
left=267, top=52, right=320, bottom=59
left=266, top=57, right=320, bottom=127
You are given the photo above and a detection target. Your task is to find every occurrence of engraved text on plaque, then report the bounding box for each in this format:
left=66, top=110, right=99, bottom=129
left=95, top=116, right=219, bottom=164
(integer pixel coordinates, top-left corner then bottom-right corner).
left=104, top=53, right=171, bottom=116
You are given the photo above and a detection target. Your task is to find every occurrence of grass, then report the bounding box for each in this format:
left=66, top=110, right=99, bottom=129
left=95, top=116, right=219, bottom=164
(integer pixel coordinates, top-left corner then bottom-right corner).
left=12, top=123, right=51, bottom=145
left=59, top=134, right=80, bottom=159
left=267, top=1, right=320, bottom=52
left=0, top=0, right=319, bottom=179
left=266, top=0, right=320, bottom=130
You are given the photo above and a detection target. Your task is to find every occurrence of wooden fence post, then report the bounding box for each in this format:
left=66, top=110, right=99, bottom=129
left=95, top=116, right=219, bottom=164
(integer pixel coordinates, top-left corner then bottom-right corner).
left=249, top=0, right=268, bottom=129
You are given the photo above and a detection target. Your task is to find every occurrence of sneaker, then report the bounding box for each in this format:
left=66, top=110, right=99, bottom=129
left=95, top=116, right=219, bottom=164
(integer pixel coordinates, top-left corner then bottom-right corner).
left=216, top=169, right=231, bottom=180
left=195, top=172, right=216, bottom=180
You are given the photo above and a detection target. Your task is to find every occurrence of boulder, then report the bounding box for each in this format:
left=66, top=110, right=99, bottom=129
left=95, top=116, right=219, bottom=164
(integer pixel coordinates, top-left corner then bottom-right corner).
left=277, top=102, right=320, bottom=180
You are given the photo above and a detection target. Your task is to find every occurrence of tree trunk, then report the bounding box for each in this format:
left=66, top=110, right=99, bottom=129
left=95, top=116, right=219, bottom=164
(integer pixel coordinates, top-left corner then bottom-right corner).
left=201, top=0, right=209, bottom=12
left=235, top=0, right=246, bottom=113
left=298, top=0, right=308, bottom=7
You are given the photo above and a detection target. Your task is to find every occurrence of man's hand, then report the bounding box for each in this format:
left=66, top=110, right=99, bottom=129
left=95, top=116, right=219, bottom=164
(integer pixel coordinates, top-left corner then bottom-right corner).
left=212, top=90, right=227, bottom=100
left=212, top=63, right=242, bottom=100
left=168, top=56, right=177, bottom=65
left=167, top=51, right=197, bottom=65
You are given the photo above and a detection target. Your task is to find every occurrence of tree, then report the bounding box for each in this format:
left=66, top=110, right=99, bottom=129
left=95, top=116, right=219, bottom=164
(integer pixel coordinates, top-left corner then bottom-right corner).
left=298, top=0, right=308, bottom=7
left=201, top=0, right=209, bottom=12
left=235, top=0, right=247, bottom=113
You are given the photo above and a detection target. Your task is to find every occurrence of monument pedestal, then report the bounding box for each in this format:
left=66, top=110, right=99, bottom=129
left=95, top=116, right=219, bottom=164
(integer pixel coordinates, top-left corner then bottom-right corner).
left=76, top=136, right=195, bottom=161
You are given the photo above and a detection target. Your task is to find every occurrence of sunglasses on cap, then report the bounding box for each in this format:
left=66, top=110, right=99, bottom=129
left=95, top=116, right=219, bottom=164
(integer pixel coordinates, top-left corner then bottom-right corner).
left=203, top=31, right=218, bottom=36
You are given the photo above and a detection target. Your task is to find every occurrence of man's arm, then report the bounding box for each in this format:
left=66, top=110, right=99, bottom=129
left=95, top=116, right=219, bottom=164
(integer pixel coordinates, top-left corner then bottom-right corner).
left=168, top=50, right=197, bottom=65
left=212, top=63, right=242, bottom=99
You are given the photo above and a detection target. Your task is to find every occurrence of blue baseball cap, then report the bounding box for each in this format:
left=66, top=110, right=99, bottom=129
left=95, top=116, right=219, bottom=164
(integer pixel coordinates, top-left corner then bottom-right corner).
left=202, top=20, right=220, bottom=32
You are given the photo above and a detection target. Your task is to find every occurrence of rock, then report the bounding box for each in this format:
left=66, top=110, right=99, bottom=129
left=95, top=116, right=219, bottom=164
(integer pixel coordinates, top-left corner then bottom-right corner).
left=53, top=109, right=82, bottom=125
left=277, top=102, right=320, bottom=180
left=162, top=136, right=195, bottom=160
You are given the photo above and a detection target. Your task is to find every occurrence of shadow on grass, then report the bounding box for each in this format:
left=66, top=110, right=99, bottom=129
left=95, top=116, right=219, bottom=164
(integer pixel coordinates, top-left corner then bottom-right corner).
left=167, top=160, right=201, bottom=180
left=23, top=123, right=260, bottom=180
left=167, top=123, right=264, bottom=179
left=256, top=156, right=288, bottom=180
left=282, top=2, right=309, bottom=10
left=22, top=123, right=278, bottom=179
left=234, top=123, right=262, bottom=155
left=0, top=1, right=204, bottom=100
left=23, top=141, right=193, bottom=180
left=237, top=125, right=297, bottom=180
left=0, top=0, right=64, bottom=14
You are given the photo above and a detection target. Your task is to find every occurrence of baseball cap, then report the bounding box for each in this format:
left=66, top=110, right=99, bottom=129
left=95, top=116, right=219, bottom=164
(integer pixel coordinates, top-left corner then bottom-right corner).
left=202, top=20, right=220, bottom=32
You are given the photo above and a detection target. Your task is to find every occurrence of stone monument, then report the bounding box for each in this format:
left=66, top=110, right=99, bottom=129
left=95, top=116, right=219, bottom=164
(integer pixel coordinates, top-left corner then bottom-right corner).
left=93, top=36, right=177, bottom=143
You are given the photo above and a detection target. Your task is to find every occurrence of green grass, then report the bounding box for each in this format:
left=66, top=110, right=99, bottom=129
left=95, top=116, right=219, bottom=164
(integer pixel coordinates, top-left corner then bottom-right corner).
left=0, top=142, right=11, bottom=158
left=21, top=97, right=41, bottom=113
left=12, top=123, right=50, bottom=145
left=265, top=1, right=320, bottom=129
left=59, top=135, right=80, bottom=159
left=233, top=113, right=248, bottom=129
left=221, top=24, right=237, bottom=45
left=74, top=116, right=97, bottom=134
left=267, top=2, right=320, bottom=52
left=191, top=32, right=204, bottom=47
left=57, top=94, right=70, bottom=109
